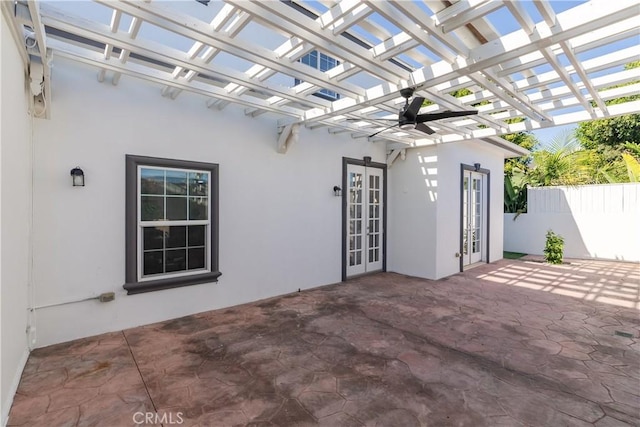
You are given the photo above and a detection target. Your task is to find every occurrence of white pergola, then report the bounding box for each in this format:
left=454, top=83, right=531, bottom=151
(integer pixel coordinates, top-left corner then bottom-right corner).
left=4, top=0, right=640, bottom=151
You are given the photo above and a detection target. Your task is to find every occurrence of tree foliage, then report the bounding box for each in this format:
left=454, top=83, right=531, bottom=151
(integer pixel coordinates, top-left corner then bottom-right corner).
left=576, top=61, right=640, bottom=150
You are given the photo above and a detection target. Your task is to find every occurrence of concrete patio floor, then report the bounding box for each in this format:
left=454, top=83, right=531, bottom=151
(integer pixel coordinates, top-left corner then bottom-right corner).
left=8, top=259, right=640, bottom=426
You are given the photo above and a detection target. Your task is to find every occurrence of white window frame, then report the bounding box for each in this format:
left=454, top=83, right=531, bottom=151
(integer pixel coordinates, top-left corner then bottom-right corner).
left=136, top=165, right=211, bottom=282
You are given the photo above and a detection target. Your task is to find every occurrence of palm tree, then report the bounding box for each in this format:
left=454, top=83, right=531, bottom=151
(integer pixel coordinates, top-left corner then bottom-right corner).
left=527, top=130, right=591, bottom=186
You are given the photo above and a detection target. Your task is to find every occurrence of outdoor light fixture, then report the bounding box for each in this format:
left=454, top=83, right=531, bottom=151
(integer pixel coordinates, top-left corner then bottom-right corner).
left=333, top=185, right=342, bottom=197
left=70, top=167, right=85, bottom=186
left=363, top=156, right=372, bottom=166
left=474, top=163, right=481, bottom=172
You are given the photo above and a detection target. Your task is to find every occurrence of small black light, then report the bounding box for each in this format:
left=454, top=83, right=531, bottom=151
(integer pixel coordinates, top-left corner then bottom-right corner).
left=333, top=185, right=342, bottom=197
left=363, top=156, right=372, bottom=166
left=70, top=167, right=85, bottom=186
left=474, top=163, right=481, bottom=172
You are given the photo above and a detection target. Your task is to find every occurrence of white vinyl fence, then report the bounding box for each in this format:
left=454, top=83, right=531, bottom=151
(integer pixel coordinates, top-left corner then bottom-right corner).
left=504, top=183, right=640, bottom=262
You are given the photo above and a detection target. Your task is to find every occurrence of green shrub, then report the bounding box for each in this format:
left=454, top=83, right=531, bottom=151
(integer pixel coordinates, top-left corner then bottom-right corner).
left=544, top=230, right=564, bottom=264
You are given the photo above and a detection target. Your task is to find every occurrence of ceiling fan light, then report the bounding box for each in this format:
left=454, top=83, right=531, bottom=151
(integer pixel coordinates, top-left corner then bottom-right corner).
left=399, top=123, right=414, bottom=130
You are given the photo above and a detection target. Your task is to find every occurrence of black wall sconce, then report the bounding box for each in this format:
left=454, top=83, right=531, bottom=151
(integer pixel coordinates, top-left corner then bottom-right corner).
left=363, top=156, right=372, bottom=166
left=474, top=163, right=481, bottom=172
left=333, top=185, right=342, bottom=197
left=70, top=167, right=85, bottom=187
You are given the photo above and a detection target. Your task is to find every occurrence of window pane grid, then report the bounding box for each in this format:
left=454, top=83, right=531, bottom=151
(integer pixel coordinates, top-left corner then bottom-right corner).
left=138, top=165, right=210, bottom=280
left=296, top=50, right=341, bottom=100
left=140, top=167, right=209, bottom=223
left=141, top=225, right=207, bottom=277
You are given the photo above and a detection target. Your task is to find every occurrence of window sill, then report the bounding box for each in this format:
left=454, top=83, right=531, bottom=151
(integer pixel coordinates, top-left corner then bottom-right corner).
left=123, top=271, right=222, bottom=295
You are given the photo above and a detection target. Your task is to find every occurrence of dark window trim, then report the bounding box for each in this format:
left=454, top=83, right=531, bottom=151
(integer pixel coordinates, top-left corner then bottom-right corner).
left=459, top=164, right=491, bottom=273
left=341, top=157, right=387, bottom=281
left=124, top=155, right=221, bottom=295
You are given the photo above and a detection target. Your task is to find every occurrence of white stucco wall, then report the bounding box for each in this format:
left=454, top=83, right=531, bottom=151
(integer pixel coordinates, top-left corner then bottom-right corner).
left=1, top=15, right=32, bottom=425
left=504, top=213, right=640, bottom=262
left=31, top=57, right=386, bottom=347
left=505, top=183, right=640, bottom=262
left=435, top=141, right=505, bottom=279
left=387, top=141, right=506, bottom=280
left=387, top=147, right=439, bottom=279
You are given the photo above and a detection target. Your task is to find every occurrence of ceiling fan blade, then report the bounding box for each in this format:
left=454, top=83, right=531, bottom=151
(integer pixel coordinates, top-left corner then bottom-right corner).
left=415, top=123, right=436, bottom=135
left=402, top=96, right=425, bottom=121
left=415, top=110, right=478, bottom=122
left=368, top=123, right=397, bottom=138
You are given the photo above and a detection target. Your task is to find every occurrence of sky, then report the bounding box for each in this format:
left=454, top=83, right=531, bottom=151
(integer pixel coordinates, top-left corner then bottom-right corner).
left=532, top=124, right=577, bottom=147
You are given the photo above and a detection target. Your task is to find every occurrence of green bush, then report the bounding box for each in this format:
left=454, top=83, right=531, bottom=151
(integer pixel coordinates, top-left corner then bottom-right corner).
left=544, top=230, right=564, bottom=264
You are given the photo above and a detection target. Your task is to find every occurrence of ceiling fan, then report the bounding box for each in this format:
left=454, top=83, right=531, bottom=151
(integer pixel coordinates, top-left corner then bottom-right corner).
left=354, top=87, right=478, bottom=138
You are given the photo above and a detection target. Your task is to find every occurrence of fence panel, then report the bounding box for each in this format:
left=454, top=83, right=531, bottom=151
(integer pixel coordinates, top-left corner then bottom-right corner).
left=505, top=183, right=640, bottom=262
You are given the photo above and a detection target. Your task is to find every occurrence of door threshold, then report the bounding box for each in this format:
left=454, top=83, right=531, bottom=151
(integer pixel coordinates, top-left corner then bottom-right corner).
left=345, top=269, right=384, bottom=281
left=463, top=262, right=485, bottom=271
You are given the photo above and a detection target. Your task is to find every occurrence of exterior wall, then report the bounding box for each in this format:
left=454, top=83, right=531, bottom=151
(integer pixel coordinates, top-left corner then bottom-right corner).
left=435, top=141, right=505, bottom=279
left=387, top=141, right=505, bottom=280
left=31, top=58, right=386, bottom=347
left=504, top=183, right=640, bottom=261
left=0, top=15, right=32, bottom=425
left=387, top=147, right=439, bottom=279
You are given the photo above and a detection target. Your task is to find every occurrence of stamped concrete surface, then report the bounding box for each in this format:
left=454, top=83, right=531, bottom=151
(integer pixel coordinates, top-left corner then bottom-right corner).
left=8, top=259, right=640, bottom=426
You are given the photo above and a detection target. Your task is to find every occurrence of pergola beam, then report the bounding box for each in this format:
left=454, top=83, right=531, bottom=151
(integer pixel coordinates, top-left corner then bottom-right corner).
left=49, top=39, right=306, bottom=118
left=8, top=0, right=638, bottom=148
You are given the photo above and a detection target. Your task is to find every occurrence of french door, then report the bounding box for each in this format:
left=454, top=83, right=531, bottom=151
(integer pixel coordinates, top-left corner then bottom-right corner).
left=345, top=164, right=384, bottom=277
left=462, top=170, right=486, bottom=267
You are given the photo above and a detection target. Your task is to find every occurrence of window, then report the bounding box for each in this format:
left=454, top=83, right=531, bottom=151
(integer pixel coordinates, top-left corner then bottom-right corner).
left=124, top=155, right=220, bottom=295
left=294, top=50, right=341, bottom=100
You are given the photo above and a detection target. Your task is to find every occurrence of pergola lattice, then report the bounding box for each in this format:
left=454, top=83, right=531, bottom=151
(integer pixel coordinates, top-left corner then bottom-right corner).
left=4, top=0, right=640, bottom=150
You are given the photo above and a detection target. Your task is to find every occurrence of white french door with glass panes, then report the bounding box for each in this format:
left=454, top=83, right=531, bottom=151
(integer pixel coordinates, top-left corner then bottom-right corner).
left=462, top=170, right=486, bottom=267
left=346, top=164, right=383, bottom=277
